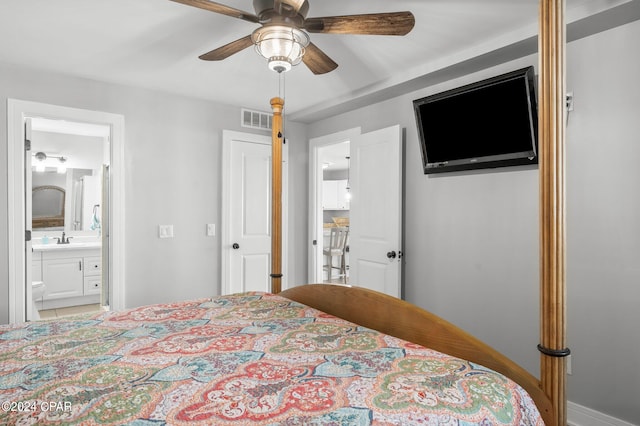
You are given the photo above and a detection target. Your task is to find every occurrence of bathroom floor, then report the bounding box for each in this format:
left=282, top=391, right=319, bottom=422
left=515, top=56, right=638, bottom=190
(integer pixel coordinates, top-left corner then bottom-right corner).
left=38, top=304, right=103, bottom=319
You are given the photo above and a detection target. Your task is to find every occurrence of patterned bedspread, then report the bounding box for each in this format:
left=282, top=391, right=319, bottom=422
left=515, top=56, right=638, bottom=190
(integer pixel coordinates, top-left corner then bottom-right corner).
left=0, top=292, right=543, bottom=425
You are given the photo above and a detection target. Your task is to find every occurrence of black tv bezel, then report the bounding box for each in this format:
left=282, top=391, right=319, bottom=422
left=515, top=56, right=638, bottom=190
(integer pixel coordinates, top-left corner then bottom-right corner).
left=413, top=66, right=539, bottom=175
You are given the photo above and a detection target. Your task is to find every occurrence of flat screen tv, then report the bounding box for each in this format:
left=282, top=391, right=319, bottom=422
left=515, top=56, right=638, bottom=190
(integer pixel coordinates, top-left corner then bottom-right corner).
left=413, top=66, right=538, bottom=174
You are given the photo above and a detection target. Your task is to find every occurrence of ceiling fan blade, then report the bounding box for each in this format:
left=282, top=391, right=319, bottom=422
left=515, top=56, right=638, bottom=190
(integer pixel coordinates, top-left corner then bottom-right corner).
left=302, top=43, right=338, bottom=75
left=170, top=0, right=259, bottom=23
left=199, top=35, right=254, bottom=61
left=304, top=11, right=415, bottom=36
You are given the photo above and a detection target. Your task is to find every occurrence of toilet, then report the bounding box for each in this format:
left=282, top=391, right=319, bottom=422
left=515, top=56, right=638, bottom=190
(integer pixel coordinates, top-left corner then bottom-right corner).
left=32, top=281, right=46, bottom=320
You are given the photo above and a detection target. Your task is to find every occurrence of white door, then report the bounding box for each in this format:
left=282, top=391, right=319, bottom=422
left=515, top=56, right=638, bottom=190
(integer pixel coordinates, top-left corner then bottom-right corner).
left=222, top=131, right=288, bottom=294
left=349, top=125, right=403, bottom=298
left=24, top=118, right=33, bottom=320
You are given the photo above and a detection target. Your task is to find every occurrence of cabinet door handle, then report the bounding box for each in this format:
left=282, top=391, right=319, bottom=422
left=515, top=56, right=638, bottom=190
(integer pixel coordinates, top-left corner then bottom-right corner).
left=79, top=261, right=82, bottom=271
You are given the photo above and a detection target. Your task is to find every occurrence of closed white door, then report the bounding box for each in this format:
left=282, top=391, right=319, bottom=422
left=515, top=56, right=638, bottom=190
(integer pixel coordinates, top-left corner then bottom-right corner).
left=349, top=125, right=403, bottom=298
left=222, top=131, right=288, bottom=294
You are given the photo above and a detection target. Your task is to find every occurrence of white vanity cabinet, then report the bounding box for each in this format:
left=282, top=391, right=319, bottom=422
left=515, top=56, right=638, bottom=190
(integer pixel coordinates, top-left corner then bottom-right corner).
left=32, top=246, right=101, bottom=308
left=32, top=258, right=43, bottom=282
left=42, top=256, right=85, bottom=299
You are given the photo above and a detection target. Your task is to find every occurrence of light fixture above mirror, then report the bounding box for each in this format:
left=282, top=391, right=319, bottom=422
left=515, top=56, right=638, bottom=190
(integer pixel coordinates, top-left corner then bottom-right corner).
left=33, top=151, right=69, bottom=173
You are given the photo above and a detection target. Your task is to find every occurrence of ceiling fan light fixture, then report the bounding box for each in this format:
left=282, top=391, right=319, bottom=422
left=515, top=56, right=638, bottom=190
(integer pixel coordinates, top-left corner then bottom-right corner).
left=252, top=25, right=309, bottom=72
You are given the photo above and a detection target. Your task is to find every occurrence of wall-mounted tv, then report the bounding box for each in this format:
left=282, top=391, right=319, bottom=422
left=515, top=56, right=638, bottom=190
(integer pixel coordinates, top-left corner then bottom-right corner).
left=413, top=66, right=538, bottom=174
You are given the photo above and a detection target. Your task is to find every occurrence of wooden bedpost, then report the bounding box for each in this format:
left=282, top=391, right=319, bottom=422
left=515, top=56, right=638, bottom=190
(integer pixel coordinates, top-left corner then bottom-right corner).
left=539, top=0, right=568, bottom=424
left=270, top=97, right=284, bottom=294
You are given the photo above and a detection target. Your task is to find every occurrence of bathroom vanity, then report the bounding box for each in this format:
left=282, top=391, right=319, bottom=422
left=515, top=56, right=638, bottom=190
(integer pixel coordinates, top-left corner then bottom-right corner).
left=32, top=242, right=102, bottom=310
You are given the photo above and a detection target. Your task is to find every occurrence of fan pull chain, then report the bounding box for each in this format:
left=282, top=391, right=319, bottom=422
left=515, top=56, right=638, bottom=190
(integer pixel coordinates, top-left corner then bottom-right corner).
left=278, top=71, right=287, bottom=143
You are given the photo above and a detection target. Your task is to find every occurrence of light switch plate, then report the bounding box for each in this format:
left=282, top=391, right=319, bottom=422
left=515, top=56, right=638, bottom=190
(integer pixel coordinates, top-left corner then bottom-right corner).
left=158, top=225, right=174, bottom=238
left=206, top=223, right=215, bottom=237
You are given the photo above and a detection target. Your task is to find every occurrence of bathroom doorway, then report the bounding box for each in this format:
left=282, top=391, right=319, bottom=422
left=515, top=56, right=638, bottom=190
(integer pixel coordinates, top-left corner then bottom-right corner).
left=7, top=99, right=125, bottom=323
left=29, top=118, right=109, bottom=319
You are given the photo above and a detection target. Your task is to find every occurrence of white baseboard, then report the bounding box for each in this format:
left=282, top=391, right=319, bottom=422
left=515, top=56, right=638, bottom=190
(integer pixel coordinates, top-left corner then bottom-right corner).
left=568, top=401, right=638, bottom=426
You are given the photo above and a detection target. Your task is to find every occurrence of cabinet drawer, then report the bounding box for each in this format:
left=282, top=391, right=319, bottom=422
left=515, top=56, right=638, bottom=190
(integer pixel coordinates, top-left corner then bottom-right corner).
left=84, top=257, right=102, bottom=276
left=84, top=276, right=102, bottom=295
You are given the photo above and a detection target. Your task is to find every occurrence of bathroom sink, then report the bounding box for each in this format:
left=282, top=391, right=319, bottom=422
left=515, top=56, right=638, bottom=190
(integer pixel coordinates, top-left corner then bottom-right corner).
left=32, top=241, right=101, bottom=251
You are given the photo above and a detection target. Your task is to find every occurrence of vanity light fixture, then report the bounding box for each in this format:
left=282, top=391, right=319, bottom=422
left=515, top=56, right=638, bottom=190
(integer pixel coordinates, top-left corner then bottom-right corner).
left=32, top=151, right=69, bottom=173
left=34, top=151, right=47, bottom=172
left=57, top=157, right=67, bottom=174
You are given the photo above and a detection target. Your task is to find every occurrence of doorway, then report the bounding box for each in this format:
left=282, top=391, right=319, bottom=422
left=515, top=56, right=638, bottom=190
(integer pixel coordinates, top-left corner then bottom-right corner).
left=309, top=125, right=404, bottom=298
left=29, top=118, right=108, bottom=319
left=319, top=142, right=351, bottom=284
left=308, top=128, right=361, bottom=283
left=7, top=99, right=125, bottom=323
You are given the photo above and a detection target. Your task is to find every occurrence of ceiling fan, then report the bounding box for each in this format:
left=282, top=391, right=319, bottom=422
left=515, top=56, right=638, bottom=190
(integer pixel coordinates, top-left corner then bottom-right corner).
left=171, top=0, right=415, bottom=74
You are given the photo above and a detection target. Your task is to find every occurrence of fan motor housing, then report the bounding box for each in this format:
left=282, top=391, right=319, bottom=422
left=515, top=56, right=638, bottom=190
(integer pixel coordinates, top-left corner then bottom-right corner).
left=253, top=0, right=309, bottom=20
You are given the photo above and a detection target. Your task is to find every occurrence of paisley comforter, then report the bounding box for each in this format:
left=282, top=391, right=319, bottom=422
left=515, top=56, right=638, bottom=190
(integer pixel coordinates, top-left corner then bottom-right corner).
left=0, top=292, right=543, bottom=425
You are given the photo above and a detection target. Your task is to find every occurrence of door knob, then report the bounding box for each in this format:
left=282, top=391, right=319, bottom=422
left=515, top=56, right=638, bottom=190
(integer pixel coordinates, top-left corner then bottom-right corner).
left=232, top=243, right=240, bottom=249
left=386, top=251, right=397, bottom=259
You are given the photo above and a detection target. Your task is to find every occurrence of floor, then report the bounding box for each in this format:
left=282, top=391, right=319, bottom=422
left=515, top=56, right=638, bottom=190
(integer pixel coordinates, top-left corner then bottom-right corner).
left=38, top=303, right=103, bottom=319
left=324, top=276, right=349, bottom=284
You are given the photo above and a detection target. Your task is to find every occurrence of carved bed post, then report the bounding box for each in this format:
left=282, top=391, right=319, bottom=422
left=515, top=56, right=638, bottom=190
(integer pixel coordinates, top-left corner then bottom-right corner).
left=270, top=97, right=284, bottom=293
left=539, top=0, right=568, bottom=424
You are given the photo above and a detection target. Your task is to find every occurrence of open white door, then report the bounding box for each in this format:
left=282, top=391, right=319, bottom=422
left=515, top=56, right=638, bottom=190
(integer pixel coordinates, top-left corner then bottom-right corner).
left=349, top=125, right=403, bottom=298
left=222, top=130, right=288, bottom=294
left=24, top=118, right=33, bottom=320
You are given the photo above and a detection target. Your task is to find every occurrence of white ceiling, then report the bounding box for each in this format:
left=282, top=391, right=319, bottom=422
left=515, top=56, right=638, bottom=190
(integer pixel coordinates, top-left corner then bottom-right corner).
left=1, top=0, right=638, bottom=123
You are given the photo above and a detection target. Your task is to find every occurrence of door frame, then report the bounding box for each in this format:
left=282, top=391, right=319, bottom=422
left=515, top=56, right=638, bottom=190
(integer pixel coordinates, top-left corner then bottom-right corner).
left=221, top=130, right=289, bottom=294
left=308, top=127, right=361, bottom=283
left=7, top=99, right=125, bottom=323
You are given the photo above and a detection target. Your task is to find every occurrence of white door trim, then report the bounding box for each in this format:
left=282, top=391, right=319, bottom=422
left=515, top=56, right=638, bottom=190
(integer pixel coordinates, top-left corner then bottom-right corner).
left=308, top=127, right=361, bottom=283
left=7, top=99, right=125, bottom=323
left=221, top=130, right=289, bottom=294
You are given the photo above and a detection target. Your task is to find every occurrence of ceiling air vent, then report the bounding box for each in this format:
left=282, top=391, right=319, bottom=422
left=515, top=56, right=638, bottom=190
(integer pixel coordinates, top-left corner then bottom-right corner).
left=241, top=108, right=273, bottom=131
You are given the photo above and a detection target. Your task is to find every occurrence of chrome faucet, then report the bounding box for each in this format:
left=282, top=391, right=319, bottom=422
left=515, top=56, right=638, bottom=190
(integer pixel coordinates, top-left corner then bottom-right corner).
left=55, top=232, right=73, bottom=244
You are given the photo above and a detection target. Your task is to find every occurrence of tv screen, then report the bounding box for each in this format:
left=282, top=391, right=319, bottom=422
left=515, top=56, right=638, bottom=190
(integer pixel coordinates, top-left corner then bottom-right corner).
left=413, top=66, right=538, bottom=174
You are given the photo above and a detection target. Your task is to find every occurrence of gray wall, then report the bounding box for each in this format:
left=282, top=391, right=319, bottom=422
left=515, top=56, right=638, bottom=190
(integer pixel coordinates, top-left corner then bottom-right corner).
left=565, top=20, right=640, bottom=422
left=0, top=62, right=307, bottom=322
left=307, top=20, right=640, bottom=424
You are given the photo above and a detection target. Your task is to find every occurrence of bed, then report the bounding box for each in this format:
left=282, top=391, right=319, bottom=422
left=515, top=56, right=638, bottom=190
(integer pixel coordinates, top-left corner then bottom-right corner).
left=0, top=286, right=548, bottom=425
